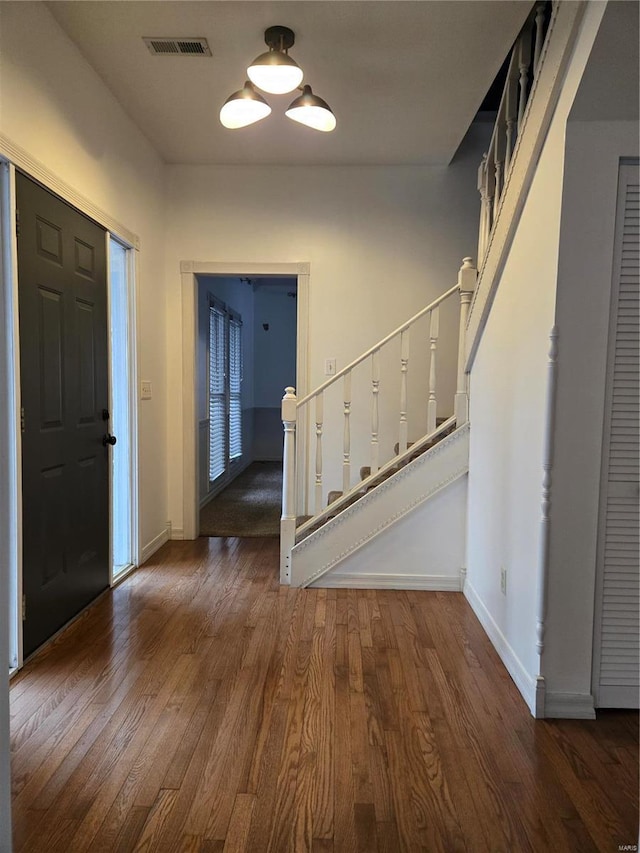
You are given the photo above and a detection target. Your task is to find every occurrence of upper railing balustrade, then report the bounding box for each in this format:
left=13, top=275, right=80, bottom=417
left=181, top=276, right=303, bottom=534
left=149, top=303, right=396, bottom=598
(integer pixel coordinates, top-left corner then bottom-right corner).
left=477, top=1, right=552, bottom=268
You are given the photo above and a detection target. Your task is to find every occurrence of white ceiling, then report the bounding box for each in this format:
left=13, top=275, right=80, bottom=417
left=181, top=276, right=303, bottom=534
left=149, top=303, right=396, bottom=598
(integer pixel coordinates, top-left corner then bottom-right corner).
left=46, top=1, right=531, bottom=166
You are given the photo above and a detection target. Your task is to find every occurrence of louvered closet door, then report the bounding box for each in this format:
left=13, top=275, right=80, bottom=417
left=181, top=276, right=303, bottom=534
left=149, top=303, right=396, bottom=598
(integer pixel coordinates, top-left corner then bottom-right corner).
left=593, top=161, right=640, bottom=709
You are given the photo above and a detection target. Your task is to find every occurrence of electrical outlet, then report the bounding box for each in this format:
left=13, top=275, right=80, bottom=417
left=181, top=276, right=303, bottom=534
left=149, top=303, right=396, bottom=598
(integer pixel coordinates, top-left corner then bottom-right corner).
left=324, top=358, right=336, bottom=376
left=500, top=566, right=507, bottom=595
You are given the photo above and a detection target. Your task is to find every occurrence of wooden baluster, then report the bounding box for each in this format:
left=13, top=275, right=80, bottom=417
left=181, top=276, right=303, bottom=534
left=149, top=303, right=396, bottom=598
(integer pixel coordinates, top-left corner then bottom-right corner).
left=371, top=349, right=380, bottom=473
left=477, top=153, right=489, bottom=265
left=485, top=150, right=496, bottom=245
left=280, top=386, right=297, bottom=584
left=399, top=329, right=409, bottom=453
left=454, top=259, right=477, bottom=425
left=427, top=308, right=439, bottom=434
left=517, top=22, right=533, bottom=134
left=315, top=393, right=323, bottom=514
left=505, top=76, right=517, bottom=176
left=343, top=371, right=351, bottom=493
left=533, top=2, right=546, bottom=78
left=493, top=132, right=503, bottom=224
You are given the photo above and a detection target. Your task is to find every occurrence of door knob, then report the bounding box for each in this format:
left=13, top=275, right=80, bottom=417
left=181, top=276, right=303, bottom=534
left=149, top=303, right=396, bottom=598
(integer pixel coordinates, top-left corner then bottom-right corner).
left=102, top=434, right=117, bottom=447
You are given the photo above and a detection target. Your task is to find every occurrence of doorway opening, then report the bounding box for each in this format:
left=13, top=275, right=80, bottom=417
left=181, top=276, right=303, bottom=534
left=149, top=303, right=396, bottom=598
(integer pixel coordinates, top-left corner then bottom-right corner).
left=180, top=261, right=309, bottom=541
left=197, top=275, right=298, bottom=538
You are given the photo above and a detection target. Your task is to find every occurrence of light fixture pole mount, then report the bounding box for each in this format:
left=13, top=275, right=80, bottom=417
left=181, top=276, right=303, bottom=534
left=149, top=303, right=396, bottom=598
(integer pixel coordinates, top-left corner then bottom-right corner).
left=264, top=25, right=295, bottom=51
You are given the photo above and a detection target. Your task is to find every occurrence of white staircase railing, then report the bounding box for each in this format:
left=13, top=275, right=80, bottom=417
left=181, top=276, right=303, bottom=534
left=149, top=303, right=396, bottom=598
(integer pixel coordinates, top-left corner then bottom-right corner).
left=477, top=1, right=551, bottom=269
left=280, top=258, right=477, bottom=583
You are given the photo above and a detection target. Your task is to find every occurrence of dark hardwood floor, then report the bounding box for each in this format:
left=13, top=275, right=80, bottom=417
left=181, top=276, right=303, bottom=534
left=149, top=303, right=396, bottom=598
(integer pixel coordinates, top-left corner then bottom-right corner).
left=10, top=538, right=638, bottom=852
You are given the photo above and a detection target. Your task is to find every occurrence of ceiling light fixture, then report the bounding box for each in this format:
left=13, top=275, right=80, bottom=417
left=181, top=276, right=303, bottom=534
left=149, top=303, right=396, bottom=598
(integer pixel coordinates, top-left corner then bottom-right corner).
left=285, top=85, right=336, bottom=132
left=219, top=81, right=271, bottom=129
left=220, top=26, right=335, bottom=132
left=247, top=26, right=303, bottom=95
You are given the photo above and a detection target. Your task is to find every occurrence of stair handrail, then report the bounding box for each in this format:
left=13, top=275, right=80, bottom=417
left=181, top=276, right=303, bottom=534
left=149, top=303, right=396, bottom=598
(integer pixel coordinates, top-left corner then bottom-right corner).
left=296, top=283, right=460, bottom=408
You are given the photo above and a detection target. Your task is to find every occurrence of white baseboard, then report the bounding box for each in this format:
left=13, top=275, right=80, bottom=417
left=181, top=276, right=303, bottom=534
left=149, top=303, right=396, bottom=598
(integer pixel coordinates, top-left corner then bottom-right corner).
left=544, top=692, right=596, bottom=719
left=311, top=572, right=462, bottom=590
left=464, top=580, right=537, bottom=716
left=141, top=525, right=170, bottom=564
left=170, top=527, right=184, bottom=541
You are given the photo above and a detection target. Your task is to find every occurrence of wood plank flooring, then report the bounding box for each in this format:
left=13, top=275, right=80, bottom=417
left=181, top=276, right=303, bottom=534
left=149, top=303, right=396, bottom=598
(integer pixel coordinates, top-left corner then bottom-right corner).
left=10, top=537, right=639, bottom=852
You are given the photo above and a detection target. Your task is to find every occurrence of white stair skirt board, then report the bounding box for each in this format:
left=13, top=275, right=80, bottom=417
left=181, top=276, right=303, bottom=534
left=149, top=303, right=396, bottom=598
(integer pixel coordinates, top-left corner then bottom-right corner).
left=291, top=424, right=469, bottom=588
left=310, top=477, right=467, bottom=590
left=464, top=579, right=539, bottom=717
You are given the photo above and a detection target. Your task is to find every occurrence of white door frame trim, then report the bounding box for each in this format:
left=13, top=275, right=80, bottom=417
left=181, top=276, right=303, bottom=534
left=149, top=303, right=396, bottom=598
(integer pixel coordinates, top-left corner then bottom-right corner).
left=180, top=261, right=310, bottom=541
left=0, top=162, right=22, bottom=673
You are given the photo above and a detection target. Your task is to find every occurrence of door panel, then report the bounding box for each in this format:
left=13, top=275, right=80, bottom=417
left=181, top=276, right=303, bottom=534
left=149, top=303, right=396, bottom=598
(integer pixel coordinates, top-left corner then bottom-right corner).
left=593, top=162, right=639, bottom=708
left=17, top=172, right=110, bottom=657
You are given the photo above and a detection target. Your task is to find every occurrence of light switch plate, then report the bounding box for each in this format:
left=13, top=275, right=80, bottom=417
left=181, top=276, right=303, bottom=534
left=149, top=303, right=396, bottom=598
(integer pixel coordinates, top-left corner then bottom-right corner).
left=141, top=380, right=152, bottom=400
left=325, top=358, right=336, bottom=376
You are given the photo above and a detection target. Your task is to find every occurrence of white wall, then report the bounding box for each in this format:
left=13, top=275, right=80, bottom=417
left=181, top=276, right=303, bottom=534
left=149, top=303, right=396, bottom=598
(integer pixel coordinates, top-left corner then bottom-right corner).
left=165, top=124, right=490, bottom=528
left=0, top=1, right=168, bottom=554
left=465, top=4, right=607, bottom=715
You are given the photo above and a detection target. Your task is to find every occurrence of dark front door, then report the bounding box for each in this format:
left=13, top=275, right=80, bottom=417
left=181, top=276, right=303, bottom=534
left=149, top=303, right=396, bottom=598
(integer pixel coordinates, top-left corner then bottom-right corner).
left=17, top=173, right=111, bottom=657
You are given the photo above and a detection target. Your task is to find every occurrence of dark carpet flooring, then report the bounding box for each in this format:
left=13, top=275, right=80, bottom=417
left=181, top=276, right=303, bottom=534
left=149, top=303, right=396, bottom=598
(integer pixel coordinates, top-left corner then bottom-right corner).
left=199, top=461, right=282, bottom=538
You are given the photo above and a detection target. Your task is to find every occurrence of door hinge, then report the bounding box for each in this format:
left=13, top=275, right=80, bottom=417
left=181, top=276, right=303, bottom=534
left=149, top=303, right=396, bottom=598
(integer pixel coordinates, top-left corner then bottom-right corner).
left=22, top=594, right=26, bottom=621
left=21, top=407, right=25, bottom=433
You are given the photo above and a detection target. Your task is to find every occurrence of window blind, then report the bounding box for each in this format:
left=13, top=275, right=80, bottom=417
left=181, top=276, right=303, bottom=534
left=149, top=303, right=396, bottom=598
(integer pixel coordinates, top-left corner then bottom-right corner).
left=209, top=304, right=226, bottom=483
left=229, top=315, right=243, bottom=460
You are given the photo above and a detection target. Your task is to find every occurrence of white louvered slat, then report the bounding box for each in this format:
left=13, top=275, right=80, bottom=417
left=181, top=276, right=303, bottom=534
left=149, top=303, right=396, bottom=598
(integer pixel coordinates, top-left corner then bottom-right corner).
left=208, top=302, right=244, bottom=481
left=594, top=166, right=640, bottom=708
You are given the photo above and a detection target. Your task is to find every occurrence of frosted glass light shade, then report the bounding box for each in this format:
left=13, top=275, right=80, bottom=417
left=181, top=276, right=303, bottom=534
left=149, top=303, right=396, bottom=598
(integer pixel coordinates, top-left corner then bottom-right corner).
left=285, top=85, right=336, bottom=132
left=247, top=51, right=303, bottom=95
left=220, top=82, right=271, bottom=129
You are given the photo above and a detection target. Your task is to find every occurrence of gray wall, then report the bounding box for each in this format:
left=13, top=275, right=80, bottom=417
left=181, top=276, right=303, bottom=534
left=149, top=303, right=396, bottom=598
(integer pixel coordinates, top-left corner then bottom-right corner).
left=253, top=285, right=297, bottom=460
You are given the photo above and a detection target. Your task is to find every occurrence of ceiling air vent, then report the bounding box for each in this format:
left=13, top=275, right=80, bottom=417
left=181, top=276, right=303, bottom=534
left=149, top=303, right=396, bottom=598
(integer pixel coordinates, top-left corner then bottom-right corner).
left=143, top=37, right=211, bottom=57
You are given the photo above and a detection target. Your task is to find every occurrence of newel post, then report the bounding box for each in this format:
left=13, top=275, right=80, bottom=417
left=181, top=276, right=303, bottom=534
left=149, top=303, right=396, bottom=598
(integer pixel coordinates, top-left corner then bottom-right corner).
left=454, top=258, right=477, bottom=425
left=280, top=386, right=297, bottom=585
